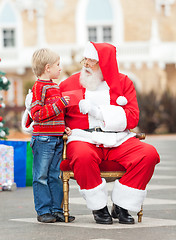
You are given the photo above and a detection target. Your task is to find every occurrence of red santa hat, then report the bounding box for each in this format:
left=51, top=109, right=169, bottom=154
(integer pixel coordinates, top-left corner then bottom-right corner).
left=21, top=109, right=34, bottom=134
left=83, top=42, right=128, bottom=106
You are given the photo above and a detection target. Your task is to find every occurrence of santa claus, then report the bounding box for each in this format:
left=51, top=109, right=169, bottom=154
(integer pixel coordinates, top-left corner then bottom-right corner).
left=59, top=42, right=160, bottom=225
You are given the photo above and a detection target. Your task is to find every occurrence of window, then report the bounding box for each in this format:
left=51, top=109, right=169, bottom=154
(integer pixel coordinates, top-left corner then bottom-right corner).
left=88, top=27, right=97, bottom=42
left=76, top=0, right=124, bottom=45
left=86, top=0, right=113, bottom=43
left=103, top=26, right=112, bottom=42
left=3, top=29, right=15, bottom=47
left=88, top=26, right=112, bottom=43
left=0, top=1, right=19, bottom=49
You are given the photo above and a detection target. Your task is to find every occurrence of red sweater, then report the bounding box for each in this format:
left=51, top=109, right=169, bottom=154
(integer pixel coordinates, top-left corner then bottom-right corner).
left=31, top=79, right=67, bottom=136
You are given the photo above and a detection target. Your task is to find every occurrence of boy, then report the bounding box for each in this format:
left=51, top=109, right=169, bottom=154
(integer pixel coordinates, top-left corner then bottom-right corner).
left=23, top=48, right=75, bottom=223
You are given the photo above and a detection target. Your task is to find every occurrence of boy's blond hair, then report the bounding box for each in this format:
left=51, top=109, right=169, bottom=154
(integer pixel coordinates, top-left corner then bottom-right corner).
left=32, top=48, right=60, bottom=77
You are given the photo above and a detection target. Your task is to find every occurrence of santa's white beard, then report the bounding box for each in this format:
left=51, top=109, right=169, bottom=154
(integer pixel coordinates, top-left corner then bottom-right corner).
left=80, top=67, right=103, bottom=91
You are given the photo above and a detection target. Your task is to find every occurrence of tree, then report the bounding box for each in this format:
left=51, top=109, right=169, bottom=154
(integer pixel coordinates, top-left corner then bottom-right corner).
left=0, top=59, right=10, bottom=139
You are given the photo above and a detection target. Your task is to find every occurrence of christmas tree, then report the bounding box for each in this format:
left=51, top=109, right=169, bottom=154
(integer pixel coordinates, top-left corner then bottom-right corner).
left=0, top=59, right=10, bottom=139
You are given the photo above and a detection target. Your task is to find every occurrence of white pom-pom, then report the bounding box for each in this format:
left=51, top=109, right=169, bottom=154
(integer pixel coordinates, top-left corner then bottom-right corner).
left=1, top=102, right=5, bottom=108
left=2, top=76, right=8, bottom=84
left=116, top=96, right=128, bottom=106
left=0, top=130, right=6, bottom=137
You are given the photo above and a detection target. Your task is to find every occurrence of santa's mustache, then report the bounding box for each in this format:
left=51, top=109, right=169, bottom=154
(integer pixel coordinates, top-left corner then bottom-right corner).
left=82, top=66, right=93, bottom=74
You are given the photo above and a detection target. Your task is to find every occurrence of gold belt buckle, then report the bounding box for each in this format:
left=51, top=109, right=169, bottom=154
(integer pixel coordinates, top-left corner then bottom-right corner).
left=94, top=127, right=102, bottom=132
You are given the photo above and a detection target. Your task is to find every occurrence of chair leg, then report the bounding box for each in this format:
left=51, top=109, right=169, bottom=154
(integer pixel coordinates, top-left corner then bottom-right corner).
left=62, top=173, right=70, bottom=223
left=137, top=205, right=143, bottom=222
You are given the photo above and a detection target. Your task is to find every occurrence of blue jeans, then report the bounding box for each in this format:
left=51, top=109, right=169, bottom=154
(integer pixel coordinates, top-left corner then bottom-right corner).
left=30, top=135, right=63, bottom=216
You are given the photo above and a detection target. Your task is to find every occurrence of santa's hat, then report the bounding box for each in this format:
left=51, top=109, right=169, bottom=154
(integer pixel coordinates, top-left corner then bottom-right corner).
left=21, top=89, right=34, bottom=134
left=83, top=42, right=128, bottom=106
left=83, top=42, right=99, bottom=61
left=21, top=109, right=34, bottom=134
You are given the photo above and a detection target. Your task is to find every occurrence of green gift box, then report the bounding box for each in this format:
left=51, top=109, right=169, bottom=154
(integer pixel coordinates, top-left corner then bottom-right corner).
left=26, top=142, right=33, bottom=186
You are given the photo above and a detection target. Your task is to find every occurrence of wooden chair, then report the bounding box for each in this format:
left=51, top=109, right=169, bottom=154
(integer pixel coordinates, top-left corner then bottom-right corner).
left=60, top=133, right=146, bottom=223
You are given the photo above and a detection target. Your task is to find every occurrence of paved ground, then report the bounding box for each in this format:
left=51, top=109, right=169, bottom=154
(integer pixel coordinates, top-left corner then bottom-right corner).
left=0, top=135, right=176, bottom=240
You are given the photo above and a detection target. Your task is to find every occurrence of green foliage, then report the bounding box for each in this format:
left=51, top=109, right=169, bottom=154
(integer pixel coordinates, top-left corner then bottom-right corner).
left=137, top=90, right=176, bottom=134
left=0, top=74, right=11, bottom=90
left=23, top=80, right=35, bottom=96
left=159, top=91, right=176, bottom=133
left=0, top=70, right=10, bottom=139
left=0, top=124, right=9, bottom=139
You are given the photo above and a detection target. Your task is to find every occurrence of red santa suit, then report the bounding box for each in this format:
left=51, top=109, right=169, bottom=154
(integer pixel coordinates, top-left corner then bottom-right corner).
left=59, top=42, right=160, bottom=212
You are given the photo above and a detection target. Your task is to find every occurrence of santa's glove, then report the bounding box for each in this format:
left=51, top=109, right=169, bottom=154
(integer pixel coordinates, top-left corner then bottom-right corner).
left=25, top=89, right=33, bottom=110
left=79, top=99, right=104, bottom=121
left=25, top=89, right=33, bottom=117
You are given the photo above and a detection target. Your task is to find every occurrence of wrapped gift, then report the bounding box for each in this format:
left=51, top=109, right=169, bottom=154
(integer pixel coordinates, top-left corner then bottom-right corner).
left=0, top=144, right=14, bottom=186
left=0, top=140, right=27, bottom=187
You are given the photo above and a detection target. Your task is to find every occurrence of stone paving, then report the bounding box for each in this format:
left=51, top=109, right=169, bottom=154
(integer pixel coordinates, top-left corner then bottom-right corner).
left=0, top=135, right=176, bottom=240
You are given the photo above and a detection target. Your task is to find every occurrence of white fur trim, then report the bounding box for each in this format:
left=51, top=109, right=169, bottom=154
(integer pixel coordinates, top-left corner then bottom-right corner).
left=79, top=178, right=108, bottom=210
left=21, top=109, right=34, bottom=134
left=100, top=105, right=127, bottom=132
left=83, top=42, right=99, bottom=61
left=116, top=96, right=128, bottom=106
left=25, top=89, right=33, bottom=110
left=67, top=129, right=135, bottom=148
left=112, top=180, right=147, bottom=212
left=85, top=82, right=110, bottom=128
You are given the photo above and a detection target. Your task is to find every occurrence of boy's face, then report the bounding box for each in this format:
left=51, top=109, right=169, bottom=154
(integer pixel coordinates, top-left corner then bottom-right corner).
left=48, top=59, right=61, bottom=79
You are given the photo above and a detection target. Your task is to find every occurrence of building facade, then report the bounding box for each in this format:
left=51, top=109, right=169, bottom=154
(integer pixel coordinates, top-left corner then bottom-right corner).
left=0, top=0, right=176, bottom=107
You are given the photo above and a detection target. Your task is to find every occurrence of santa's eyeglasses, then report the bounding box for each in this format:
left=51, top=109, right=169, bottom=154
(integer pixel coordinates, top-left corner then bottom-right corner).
left=80, top=58, right=99, bottom=67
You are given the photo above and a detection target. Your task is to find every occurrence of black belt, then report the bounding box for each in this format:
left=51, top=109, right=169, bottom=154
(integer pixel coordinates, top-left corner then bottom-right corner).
left=84, top=127, right=118, bottom=133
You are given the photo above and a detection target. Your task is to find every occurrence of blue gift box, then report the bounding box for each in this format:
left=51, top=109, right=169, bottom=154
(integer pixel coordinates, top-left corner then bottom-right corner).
left=0, top=140, right=27, bottom=187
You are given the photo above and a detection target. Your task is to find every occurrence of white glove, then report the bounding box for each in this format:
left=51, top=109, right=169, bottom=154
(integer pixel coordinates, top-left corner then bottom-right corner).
left=79, top=99, right=91, bottom=114
left=25, top=89, right=33, bottom=111
left=79, top=99, right=104, bottom=121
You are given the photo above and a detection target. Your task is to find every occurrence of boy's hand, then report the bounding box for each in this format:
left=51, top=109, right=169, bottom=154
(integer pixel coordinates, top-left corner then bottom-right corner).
left=65, top=127, right=72, bottom=136
left=63, top=96, right=70, bottom=105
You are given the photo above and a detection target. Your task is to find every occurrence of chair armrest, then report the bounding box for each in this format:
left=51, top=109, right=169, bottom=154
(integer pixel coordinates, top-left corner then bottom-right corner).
left=62, top=134, right=68, bottom=160
left=135, top=133, right=146, bottom=140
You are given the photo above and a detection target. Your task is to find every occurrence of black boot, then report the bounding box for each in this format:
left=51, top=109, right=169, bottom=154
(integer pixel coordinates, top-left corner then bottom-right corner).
left=52, top=212, right=75, bottom=222
left=111, top=204, right=135, bottom=224
left=92, top=206, right=113, bottom=224
left=37, top=213, right=56, bottom=223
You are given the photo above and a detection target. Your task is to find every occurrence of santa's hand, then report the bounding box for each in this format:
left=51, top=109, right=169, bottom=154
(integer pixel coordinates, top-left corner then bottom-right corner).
left=25, top=89, right=33, bottom=110
left=89, top=105, right=104, bottom=120
left=79, top=99, right=104, bottom=120
left=79, top=99, right=91, bottom=114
